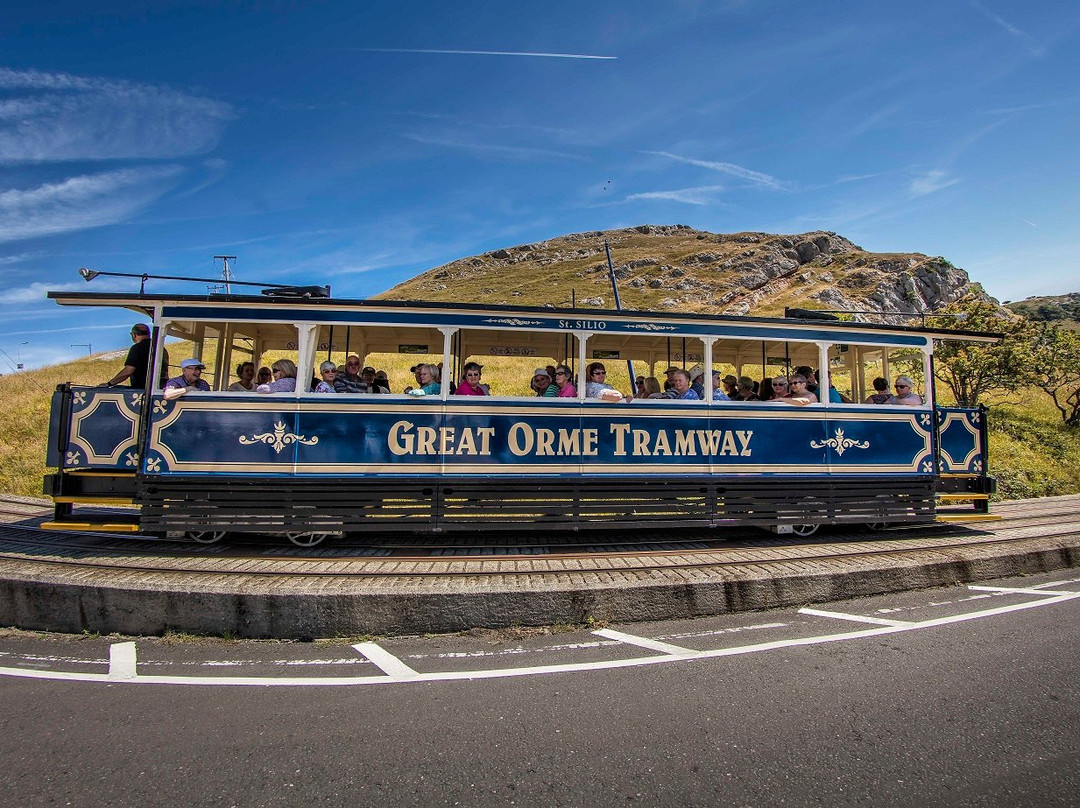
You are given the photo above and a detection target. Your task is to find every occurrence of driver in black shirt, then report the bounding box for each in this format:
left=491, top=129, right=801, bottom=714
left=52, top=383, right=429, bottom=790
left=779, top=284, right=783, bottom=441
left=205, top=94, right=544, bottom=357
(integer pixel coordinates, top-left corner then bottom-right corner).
left=105, top=323, right=168, bottom=388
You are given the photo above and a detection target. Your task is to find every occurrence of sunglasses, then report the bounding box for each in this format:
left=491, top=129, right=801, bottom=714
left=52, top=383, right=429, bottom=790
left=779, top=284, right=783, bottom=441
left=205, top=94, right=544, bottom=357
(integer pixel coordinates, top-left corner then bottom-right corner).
left=772, top=382, right=788, bottom=387
left=592, top=370, right=606, bottom=375
left=896, top=384, right=910, bottom=389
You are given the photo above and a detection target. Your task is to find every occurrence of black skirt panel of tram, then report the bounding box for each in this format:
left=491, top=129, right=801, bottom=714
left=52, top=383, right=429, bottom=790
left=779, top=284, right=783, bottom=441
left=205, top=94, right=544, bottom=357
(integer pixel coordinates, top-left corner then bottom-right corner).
left=135, top=476, right=937, bottom=534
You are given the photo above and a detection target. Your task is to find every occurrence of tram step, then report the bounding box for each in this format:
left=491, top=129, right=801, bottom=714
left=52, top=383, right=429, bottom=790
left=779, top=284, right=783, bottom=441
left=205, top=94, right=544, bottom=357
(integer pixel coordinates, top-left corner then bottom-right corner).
left=53, top=496, right=136, bottom=506
left=934, top=513, right=1003, bottom=523
left=936, top=493, right=990, bottom=501
left=39, top=521, right=142, bottom=533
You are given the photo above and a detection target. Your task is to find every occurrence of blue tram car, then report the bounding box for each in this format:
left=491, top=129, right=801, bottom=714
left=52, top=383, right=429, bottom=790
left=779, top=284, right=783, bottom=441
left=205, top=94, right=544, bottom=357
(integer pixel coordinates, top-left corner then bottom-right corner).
left=42, top=289, right=998, bottom=544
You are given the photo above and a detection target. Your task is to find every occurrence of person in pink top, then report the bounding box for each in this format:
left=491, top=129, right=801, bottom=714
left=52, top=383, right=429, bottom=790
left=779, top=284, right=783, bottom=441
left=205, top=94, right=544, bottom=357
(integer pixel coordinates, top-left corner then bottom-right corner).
left=552, top=364, right=577, bottom=397
left=454, top=362, right=489, bottom=396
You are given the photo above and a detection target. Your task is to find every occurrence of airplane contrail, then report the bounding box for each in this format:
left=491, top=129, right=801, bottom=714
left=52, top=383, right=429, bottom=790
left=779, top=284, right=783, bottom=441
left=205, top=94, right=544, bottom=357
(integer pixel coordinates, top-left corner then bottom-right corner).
left=361, top=48, right=616, bottom=60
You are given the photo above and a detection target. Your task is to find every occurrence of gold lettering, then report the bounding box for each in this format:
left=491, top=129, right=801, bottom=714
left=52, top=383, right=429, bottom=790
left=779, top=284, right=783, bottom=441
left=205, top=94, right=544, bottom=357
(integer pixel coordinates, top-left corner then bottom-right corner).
left=557, top=429, right=580, bottom=456
left=609, top=423, right=631, bottom=456
left=416, top=426, right=437, bottom=455
left=674, top=430, right=697, bottom=456
left=388, top=420, right=414, bottom=456
left=439, top=427, right=456, bottom=454
left=508, top=422, right=533, bottom=456
left=582, top=428, right=599, bottom=456
left=696, top=430, right=723, bottom=455
left=535, top=428, right=556, bottom=456
left=456, top=428, right=477, bottom=455
left=632, top=429, right=651, bottom=456
left=653, top=430, right=671, bottom=456
left=736, top=430, right=753, bottom=456
left=720, top=431, right=738, bottom=456
left=476, top=427, right=495, bottom=455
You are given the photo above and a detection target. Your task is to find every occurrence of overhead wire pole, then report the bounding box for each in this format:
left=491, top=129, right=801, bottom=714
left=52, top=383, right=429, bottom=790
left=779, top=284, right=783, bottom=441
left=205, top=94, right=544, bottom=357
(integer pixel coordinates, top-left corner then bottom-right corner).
left=214, top=255, right=237, bottom=294
left=604, top=240, right=636, bottom=395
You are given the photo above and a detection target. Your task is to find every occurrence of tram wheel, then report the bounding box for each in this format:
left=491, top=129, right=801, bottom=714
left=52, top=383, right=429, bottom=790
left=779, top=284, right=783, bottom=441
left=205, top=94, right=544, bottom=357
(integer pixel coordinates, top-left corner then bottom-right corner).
left=866, top=522, right=891, bottom=532
left=285, top=531, right=329, bottom=548
left=186, top=530, right=227, bottom=544
left=790, top=523, right=819, bottom=537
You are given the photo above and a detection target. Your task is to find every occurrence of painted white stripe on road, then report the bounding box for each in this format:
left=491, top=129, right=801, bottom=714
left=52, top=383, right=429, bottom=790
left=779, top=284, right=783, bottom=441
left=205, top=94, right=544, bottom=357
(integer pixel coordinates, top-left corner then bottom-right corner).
left=108, top=642, right=137, bottom=680
left=799, top=608, right=913, bottom=627
left=353, top=642, right=418, bottom=679
left=0, top=585, right=1075, bottom=688
left=968, top=585, right=1080, bottom=597
left=593, top=628, right=697, bottom=655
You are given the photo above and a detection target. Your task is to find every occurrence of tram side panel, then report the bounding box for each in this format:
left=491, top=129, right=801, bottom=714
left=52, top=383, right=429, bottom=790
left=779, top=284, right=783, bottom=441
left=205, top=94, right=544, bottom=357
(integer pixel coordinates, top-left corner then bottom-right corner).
left=135, top=395, right=940, bottom=533
left=42, top=385, right=142, bottom=502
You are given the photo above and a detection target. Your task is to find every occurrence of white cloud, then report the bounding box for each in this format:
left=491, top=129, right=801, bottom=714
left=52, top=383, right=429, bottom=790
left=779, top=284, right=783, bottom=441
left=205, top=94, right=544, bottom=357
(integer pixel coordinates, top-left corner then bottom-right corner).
left=968, top=1, right=1046, bottom=57
left=625, top=185, right=725, bottom=206
left=0, top=67, right=233, bottom=163
left=0, top=281, right=79, bottom=305
left=360, top=48, right=616, bottom=60
left=908, top=170, right=961, bottom=197
left=645, top=150, right=791, bottom=191
left=0, top=166, right=184, bottom=243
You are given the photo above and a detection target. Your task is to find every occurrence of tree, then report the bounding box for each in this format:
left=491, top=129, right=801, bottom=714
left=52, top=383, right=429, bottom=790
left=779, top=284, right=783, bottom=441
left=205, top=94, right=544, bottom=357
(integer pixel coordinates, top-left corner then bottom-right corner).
left=927, top=298, right=1032, bottom=408
left=1027, top=324, right=1080, bottom=427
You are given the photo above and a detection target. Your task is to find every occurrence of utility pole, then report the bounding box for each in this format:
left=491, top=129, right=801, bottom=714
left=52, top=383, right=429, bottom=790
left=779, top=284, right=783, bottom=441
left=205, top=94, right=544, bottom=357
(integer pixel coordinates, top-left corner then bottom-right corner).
left=71, top=343, right=92, bottom=356
left=213, top=255, right=237, bottom=294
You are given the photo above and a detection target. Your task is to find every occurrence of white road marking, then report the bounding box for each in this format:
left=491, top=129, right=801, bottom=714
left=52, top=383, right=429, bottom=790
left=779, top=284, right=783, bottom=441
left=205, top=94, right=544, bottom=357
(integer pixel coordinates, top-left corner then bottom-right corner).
left=352, top=642, right=418, bottom=680
left=968, top=585, right=1080, bottom=597
left=0, top=584, right=1074, bottom=687
left=593, top=628, right=696, bottom=655
left=799, top=608, right=913, bottom=627
left=108, top=642, right=137, bottom=680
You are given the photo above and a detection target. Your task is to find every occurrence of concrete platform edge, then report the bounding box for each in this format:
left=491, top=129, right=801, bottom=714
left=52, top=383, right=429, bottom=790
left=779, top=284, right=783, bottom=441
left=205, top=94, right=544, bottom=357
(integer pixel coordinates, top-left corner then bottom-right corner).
left=1, top=534, right=1078, bottom=639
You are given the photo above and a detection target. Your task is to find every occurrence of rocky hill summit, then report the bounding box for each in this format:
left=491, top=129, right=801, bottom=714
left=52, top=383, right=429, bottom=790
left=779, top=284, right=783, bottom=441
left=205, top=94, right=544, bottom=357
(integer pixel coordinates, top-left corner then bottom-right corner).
left=378, top=224, right=988, bottom=319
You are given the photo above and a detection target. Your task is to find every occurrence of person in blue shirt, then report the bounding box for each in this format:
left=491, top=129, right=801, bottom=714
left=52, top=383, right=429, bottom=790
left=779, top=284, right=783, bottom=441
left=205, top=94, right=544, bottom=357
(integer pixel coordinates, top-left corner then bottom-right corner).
left=665, top=368, right=700, bottom=400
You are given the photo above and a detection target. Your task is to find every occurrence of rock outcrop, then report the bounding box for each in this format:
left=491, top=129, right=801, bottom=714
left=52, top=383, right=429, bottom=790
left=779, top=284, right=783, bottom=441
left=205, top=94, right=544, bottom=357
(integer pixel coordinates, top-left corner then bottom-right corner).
left=378, top=225, right=988, bottom=319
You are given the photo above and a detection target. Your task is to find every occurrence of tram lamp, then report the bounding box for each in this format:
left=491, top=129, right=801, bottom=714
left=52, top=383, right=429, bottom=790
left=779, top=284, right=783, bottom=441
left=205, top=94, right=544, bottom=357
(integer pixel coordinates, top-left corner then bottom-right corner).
left=77, top=268, right=328, bottom=297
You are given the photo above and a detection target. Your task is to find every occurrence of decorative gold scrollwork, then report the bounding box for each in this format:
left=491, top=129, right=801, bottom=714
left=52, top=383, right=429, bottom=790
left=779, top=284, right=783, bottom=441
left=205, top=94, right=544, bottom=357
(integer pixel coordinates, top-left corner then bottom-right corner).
left=810, top=427, right=870, bottom=457
left=238, top=421, right=319, bottom=455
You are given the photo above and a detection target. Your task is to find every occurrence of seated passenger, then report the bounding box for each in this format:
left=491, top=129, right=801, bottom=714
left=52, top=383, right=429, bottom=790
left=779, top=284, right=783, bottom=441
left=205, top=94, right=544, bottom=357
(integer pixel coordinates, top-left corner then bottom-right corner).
left=711, top=371, right=732, bottom=401
left=315, top=361, right=337, bottom=393
left=794, top=365, right=819, bottom=396
left=257, top=359, right=297, bottom=394
left=257, top=366, right=272, bottom=385
left=334, top=355, right=369, bottom=393
left=164, top=358, right=212, bottom=400
left=885, top=376, right=923, bottom=406
left=865, top=377, right=891, bottom=404
left=585, top=362, right=624, bottom=401
left=774, top=374, right=818, bottom=406
left=665, top=368, right=700, bottom=400
left=689, top=367, right=705, bottom=398
left=642, top=376, right=664, bottom=399
left=374, top=370, right=392, bottom=393
left=455, top=362, right=489, bottom=396
left=364, top=366, right=390, bottom=394
left=409, top=363, right=440, bottom=396
left=530, top=368, right=557, bottom=397
left=227, top=361, right=256, bottom=392
left=769, top=377, right=790, bottom=399
left=734, top=376, right=759, bottom=401
left=635, top=376, right=647, bottom=397
left=721, top=374, right=738, bottom=399
left=553, top=365, right=577, bottom=398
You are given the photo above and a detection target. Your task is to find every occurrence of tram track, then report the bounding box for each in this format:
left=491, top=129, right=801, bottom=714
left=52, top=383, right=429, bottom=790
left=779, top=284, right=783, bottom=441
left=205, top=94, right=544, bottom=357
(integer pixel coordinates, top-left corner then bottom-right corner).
left=0, top=517, right=1074, bottom=579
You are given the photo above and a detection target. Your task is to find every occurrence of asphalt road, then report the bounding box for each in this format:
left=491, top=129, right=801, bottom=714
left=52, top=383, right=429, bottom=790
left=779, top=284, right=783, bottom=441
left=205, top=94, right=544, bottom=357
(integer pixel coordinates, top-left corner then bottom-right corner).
left=0, top=570, right=1077, bottom=807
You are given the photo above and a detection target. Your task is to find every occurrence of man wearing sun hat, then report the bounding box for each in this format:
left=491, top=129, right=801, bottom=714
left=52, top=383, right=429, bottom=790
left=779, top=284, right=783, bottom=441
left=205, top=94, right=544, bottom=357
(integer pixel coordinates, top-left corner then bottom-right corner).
left=163, top=358, right=212, bottom=399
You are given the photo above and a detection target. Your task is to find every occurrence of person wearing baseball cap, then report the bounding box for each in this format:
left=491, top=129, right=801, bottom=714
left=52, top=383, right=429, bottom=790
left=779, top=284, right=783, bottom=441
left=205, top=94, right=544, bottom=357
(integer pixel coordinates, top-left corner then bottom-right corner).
left=163, top=358, right=211, bottom=400
left=104, top=323, right=168, bottom=389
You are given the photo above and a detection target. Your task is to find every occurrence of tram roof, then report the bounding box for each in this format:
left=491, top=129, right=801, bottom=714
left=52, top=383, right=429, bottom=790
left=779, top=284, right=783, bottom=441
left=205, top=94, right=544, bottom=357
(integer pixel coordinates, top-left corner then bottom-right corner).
left=46, top=290, right=1002, bottom=343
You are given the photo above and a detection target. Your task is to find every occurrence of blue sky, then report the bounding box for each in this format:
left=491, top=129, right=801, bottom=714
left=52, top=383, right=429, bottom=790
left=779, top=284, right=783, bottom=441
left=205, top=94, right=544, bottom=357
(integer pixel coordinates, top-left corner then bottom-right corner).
left=2, top=0, right=1078, bottom=370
